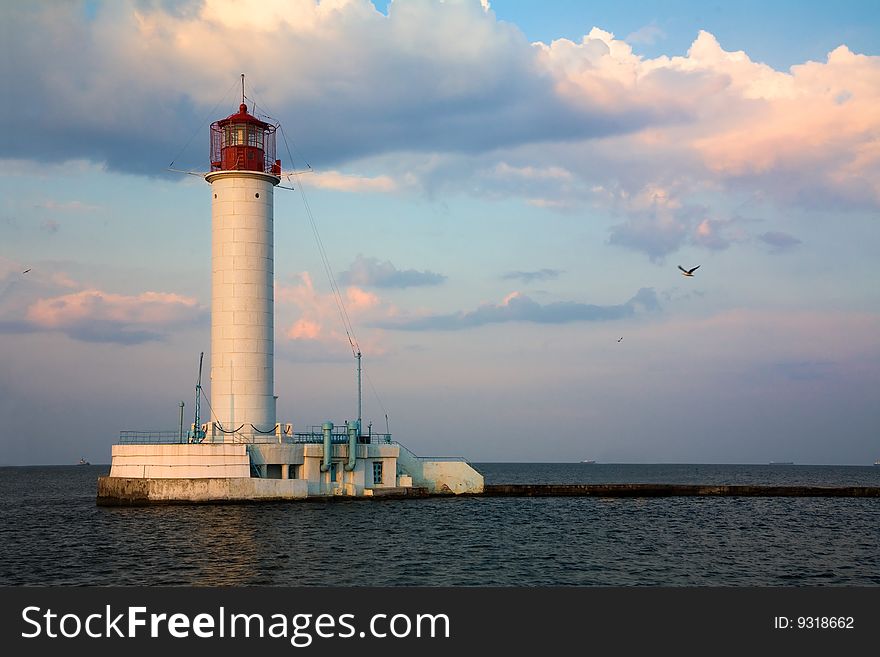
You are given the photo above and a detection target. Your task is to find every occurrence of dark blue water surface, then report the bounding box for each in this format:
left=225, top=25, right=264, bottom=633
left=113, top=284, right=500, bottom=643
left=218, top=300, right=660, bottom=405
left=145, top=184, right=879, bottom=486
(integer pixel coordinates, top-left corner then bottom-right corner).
left=1, top=464, right=878, bottom=586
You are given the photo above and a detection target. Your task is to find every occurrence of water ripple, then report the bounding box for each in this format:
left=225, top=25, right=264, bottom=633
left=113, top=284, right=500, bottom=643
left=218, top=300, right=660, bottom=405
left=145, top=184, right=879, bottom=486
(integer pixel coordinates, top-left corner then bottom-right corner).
left=0, top=465, right=877, bottom=586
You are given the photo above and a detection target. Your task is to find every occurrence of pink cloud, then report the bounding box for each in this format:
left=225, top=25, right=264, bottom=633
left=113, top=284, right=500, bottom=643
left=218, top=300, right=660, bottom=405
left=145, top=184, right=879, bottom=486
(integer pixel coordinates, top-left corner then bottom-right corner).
left=50, top=272, right=79, bottom=289
left=277, top=272, right=392, bottom=359
left=26, top=289, right=201, bottom=328
left=346, top=286, right=379, bottom=310
left=8, top=1, right=879, bottom=246
left=691, top=217, right=747, bottom=250
left=692, top=46, right=879, bottom=184
left=502, top=291, right=522, bottom=305
left=12, top=289, right=206, bottom=344
left=301, top=170, right=398, bottom=193
left=1, top=268, right=207, bottom=345
left=537, top=28, right=880, bottom=214
left=287, top=318, right=321, bottom=340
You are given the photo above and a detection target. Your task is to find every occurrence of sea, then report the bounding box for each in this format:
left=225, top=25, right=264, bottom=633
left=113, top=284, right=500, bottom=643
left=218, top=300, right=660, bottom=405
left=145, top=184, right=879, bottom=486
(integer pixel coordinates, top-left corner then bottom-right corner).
left=1, top=463, right=878, bottom=587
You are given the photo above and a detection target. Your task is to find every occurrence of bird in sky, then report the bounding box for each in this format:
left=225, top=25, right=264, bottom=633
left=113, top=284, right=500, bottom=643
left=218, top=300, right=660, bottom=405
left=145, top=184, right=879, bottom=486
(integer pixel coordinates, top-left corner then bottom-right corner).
left=617, top=337, right=623, bottom=342
left=22, top=268, right=31, bottom=274
left=678, top=265, right=700, bottom=277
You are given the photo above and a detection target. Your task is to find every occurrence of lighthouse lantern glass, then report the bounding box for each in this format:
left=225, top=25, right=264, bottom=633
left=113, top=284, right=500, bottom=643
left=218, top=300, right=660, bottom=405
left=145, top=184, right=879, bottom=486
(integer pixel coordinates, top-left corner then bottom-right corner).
left=209, top=106, right=278, bottom=175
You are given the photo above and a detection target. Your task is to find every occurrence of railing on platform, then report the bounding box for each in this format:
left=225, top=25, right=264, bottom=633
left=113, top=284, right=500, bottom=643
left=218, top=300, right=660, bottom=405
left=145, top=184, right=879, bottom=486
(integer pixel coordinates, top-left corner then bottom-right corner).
left=119, top=431, right=186, bottom=444
left=413, top=456, right=468, bottom=462
left=118, top=428, right=395, bottom=446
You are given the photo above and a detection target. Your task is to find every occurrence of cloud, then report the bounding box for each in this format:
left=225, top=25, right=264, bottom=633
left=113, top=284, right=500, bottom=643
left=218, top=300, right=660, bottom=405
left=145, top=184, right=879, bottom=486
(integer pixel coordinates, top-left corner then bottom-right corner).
left=660, top=286, right=706, bottom=303
left=525, top=198, right=575, bottom=210
left=337, top=255, right=446, bottom=288
left=0, top=257, right=23, bottom=281
left=501, top=268, right=563, bottom=284
left=691, top=217, right=748, bottom=251
left=628, top=287, right=661, bottom=312
left=1, top=1, right=656, bottom=175
left=607, top=188, right=753, bottom=259
left=1, top=1, right=877, bottom=262
left=487, top=163, right=574, bottom=182
left=287, top=318, right=321, bottom=340
left=0, top=258, right=70, bottom=316
left=625, top=23, right=665, bottom=46
left=378, top=287, right=659, bottom=331
left=51, top=272, right=79, bottom=289
left=40, top=219, right=60, bottom=234
left=298, top=170, right=398, bottom=193
left=33, top=199, right=101, bottom=213
left=505, top=29, right=878, bottom=231
left=608, top=204, right=694, bottom=261
left=470, top=161, right=579, bottom=205
left=17, top=289, right=206, bottom=344
left=758, top=231, right=802, bottom=251
left=276, top=271, right=392, bottom=360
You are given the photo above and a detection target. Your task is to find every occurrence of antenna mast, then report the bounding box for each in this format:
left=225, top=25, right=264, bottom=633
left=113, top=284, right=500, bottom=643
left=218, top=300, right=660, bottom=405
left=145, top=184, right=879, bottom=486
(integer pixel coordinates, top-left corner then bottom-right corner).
left=356, top=350, right=362, bottom=435
left=241, top=73, right=245, bottom=106
left=193, top=351, right=204, bottom=442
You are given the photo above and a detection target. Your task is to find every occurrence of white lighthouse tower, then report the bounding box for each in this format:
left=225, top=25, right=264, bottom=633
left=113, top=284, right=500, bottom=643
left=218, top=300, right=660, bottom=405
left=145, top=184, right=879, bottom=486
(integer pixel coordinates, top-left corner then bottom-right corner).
left=204, top=90, right=282, bottom=440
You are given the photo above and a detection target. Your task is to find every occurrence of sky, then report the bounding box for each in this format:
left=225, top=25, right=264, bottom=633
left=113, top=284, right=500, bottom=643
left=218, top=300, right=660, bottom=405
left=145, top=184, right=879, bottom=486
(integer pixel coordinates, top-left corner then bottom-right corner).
left=1, top=0, right=878, bottom=466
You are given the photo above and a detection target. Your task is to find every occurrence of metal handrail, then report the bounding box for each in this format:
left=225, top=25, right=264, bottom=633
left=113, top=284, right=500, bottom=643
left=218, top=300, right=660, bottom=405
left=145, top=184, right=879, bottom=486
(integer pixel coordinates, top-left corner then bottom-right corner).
left=412, top=456, right=468, bottom=462
left=119, top=431, right=186, bottom=444
left=118, top=428, right=396, bottom=446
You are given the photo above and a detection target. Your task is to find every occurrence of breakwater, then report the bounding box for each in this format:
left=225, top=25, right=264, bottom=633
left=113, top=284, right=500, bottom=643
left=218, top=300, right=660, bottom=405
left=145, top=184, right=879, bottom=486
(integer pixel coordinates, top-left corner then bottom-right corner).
left=95, top=482, right=880, bottom=504
left=477, top=483, right=880, bottom=497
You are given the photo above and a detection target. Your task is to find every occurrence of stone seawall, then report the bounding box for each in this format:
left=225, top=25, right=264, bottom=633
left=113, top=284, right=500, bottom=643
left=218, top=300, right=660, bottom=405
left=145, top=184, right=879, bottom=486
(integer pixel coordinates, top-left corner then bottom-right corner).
left=478, top=484, right=880, bottom=497
left=96, top=479, right=880, bottom=505
left=96, top=476, right=308, bottom=505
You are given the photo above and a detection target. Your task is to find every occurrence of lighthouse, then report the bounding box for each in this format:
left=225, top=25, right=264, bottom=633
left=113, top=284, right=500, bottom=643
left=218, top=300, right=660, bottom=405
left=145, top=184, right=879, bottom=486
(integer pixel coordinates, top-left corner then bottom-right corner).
left=97, top=78, right=484, bottom=504
left=204, top=92, right=282, bottom=440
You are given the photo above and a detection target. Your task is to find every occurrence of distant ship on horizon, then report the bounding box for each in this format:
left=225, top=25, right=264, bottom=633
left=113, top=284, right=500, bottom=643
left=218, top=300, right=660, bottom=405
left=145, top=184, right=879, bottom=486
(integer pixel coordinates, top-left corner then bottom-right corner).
left=580, top=460, right=596, bottom=464
left=769, top=461, right=794, bottom=465
left=78, top=457, right=90, bottom=466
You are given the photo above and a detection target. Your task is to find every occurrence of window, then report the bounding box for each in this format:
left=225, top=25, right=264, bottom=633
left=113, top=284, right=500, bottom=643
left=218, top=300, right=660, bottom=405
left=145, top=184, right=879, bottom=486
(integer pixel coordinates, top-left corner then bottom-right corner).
left=372, top=461, right=383, bottom=485
left=247, top=126, right=263, bottom=148
left=223, top=124, right=247, bottom=147
left=288, top=464, right=299, bottom=479
left=330, top=463, right=338, bottom=482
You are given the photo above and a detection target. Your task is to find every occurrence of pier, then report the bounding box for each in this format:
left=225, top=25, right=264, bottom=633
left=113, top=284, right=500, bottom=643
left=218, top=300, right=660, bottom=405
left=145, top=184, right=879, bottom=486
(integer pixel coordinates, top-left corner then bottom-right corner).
left=476, top=484, right=880, bottom=497
left=96, top=481, right=880, bottom=505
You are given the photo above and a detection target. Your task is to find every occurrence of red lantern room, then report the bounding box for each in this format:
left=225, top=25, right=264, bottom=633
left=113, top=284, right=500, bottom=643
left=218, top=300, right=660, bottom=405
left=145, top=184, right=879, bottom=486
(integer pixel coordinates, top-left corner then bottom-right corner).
left=210, top=102, right=281, bottom=175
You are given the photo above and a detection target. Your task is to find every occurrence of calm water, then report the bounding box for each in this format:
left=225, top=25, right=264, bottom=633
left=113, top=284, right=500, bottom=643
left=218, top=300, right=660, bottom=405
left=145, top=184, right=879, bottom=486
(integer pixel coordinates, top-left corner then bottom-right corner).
left=1, top=463, right=878, bottom=586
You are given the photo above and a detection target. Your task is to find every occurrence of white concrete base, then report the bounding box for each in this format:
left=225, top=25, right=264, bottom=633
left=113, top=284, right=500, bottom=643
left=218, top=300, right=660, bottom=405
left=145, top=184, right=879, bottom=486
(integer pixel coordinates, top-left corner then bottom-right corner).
left=96, top=476, right=308, bottom=504
left=101, top=437, right=482, bottom=503
left=109, top=444, right=250, bottom=479
left=395, top=444, right=485, bottom=494
left=420, top=460, right=485, bottom=494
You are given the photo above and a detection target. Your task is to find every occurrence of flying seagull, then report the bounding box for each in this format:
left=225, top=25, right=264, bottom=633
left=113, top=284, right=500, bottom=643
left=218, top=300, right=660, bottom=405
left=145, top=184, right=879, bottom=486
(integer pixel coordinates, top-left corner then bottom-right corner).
left=678, top=265, right=700, bottom=277
left=22, top=268, right=31, bottom=274
left=617, top=337, right=623, bottom=342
